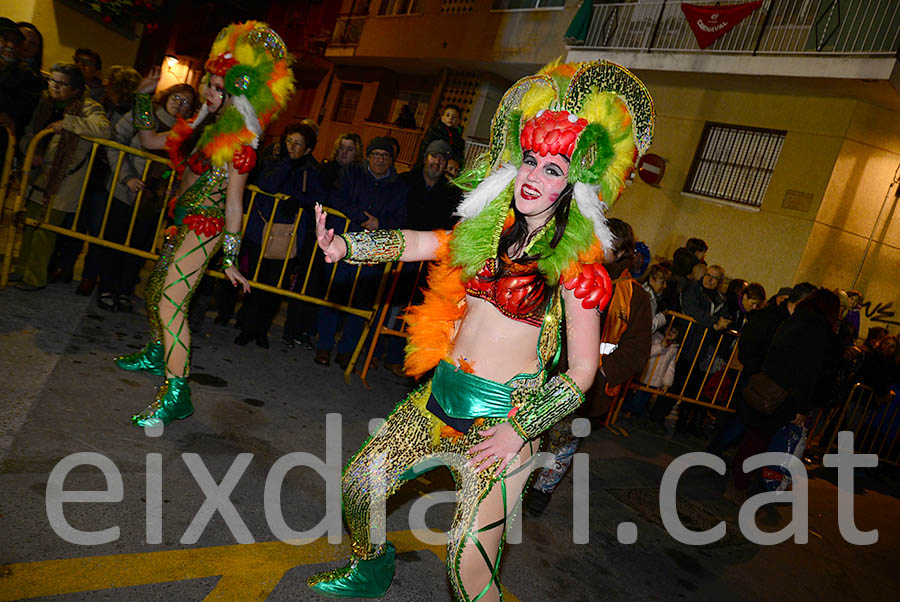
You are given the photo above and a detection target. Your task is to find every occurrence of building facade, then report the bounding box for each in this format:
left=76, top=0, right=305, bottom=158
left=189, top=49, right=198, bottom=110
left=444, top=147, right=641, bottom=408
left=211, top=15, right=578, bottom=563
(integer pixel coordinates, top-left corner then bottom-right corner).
left=567, top=0, right=900, bottom=336
left=315, top=0, right=899, bottom=335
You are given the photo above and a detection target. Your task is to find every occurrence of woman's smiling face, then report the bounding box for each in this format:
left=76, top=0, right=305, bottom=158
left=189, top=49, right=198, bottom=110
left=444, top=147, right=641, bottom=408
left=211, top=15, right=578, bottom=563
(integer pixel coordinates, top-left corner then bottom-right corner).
left=514, top=150, right=569, bottom=222
left=205, top=75, right=226, bottom=112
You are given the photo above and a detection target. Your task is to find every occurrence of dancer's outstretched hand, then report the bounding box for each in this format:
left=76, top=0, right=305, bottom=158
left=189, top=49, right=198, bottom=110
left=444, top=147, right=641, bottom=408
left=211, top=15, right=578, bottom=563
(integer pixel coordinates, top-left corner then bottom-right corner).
left=315, top=203, right=347, bottom=263
left=224, top=265, right=251, bottom=293
left=137, top=66, right=161, bottom=94
left=467, top=423, right=525, bottom=477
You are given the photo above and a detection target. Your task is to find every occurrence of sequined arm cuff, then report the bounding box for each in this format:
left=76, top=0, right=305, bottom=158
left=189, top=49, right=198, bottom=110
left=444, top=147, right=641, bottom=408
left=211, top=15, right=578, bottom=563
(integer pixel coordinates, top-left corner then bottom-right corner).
left=508, top=373, right=586, bottom=440
left=339, top=229, right=405, bottom=265
left=221, top=231, right=242, bottom=268
left=133, top=93, right=157, bottom=131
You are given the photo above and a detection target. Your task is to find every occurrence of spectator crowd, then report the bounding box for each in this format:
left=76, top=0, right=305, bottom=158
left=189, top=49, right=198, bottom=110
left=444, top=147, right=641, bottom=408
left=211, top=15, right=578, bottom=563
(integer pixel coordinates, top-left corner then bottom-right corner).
left=2, top=14, right=898, bottom=506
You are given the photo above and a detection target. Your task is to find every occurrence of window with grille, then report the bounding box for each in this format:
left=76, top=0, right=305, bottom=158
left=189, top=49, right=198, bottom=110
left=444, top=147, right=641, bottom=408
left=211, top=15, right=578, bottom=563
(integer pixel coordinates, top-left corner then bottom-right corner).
left=684, top=123, right=786, bottom=208
left=333, top=84, right=362, bottom=124
left=378, top=0, right=423, bottom=15
left=491, top=0, right=565, bottom=10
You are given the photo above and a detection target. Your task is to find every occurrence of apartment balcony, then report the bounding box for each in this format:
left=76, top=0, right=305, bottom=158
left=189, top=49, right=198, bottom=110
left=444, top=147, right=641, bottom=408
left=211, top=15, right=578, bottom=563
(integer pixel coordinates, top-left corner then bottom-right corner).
left=326, top=15, right=367, bottom=57
left=323, top=0, right=576, bottom=76
left=567, top=0, right=900, bottom=80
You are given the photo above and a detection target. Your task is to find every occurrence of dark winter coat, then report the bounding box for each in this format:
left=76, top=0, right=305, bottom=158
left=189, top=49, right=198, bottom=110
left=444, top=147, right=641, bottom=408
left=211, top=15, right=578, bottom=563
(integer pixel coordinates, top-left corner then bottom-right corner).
left=417, top=119, right=464, bottom=165
left=755, top=307, right=840, bottom=428
left=400, top=167, right=461, bottom=231
left=247, top=154, right=326, bottom=248
left=738, top=302, right=790, bottom=377
left=327, top=162, right=408, bottom=234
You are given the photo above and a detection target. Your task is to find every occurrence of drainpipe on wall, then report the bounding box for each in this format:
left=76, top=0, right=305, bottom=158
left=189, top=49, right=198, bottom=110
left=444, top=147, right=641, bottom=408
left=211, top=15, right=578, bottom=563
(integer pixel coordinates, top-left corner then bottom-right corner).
left=851, top=161, right=900, bottom=290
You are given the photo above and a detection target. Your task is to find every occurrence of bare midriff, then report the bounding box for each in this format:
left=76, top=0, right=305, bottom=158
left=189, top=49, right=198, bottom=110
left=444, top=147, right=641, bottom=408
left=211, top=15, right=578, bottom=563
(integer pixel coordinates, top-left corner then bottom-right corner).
left=177, top=169, right=202, bottom=196
left=448, top=294, right=541, bottom=384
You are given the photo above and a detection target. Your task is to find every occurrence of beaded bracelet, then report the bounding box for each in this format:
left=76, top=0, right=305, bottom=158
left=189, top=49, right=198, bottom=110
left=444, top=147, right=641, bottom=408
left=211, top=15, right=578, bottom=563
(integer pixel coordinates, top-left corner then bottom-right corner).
left=511, top=373, right=586, bottom=440
left=133, top=93, right=157, bottom=131
left=340, top=229, right=406, bottom=265
left=221, top=231, right=242, bottom=268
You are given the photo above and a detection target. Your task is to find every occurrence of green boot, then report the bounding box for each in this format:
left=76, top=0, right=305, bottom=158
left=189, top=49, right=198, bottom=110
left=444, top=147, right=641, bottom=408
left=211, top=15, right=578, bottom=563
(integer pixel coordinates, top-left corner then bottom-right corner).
left=115, top=341, right=165, bottom=375
left=132, top=377, right=193, bottom=427
left=308, top=542, right=395, bottom=598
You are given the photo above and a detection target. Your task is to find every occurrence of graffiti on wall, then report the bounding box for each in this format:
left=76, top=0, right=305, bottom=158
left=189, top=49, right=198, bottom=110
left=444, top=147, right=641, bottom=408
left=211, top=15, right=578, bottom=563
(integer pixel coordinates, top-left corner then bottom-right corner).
left=860, top=300, right=899, bottom=327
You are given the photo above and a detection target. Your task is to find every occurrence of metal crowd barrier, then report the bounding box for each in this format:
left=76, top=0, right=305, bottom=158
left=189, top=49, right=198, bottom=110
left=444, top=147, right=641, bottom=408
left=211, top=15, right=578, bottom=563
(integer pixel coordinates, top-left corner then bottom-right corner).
left=0, top=125, right=14, bottom=213
left=0, top=130, right=392, bottom=382
left=357, top=260, right=428, bottom=386
left=608, top=310, right=742, bottom=433
left=0, top=125, right=18, bottom=274
left=806, top=383, right=900, bottom=468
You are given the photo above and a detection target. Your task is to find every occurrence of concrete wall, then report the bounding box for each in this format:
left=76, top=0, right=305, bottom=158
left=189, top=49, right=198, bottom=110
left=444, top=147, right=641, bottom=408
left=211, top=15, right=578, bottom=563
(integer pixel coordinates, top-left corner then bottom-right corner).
left=9, top=0, right=141, bottom=71
left=794, top=100, right=900, bottom=336
left=607, top=79, right=854, bottom=298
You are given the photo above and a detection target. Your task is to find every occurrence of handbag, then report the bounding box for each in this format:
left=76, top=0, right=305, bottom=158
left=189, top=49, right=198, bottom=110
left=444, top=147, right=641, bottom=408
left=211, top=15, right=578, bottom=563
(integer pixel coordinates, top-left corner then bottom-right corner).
left=261, top=170, right=306, bottom=260
left=262, top=219, right=297, bottom=260
left=742, top=371, right=788, bottom=415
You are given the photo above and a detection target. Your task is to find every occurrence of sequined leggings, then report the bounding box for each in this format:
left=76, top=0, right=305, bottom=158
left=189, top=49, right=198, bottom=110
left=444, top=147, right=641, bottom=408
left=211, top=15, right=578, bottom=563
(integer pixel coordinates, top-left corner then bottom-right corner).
left=342, top=383, right=538, bottom=602
left=531, top=419, right=579, bottom=494
left=144, top=225, right=222, bottom=377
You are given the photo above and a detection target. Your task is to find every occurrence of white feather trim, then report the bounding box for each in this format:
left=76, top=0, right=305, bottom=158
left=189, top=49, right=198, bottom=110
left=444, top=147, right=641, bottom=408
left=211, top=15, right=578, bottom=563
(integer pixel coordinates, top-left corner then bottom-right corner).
left=190, top=104, right=209, bottom=130
left=233, top=95, right=263, bottom=149
left=454, top=163, right=517, bottom=220
left=573, top=181, right=614, bottom=253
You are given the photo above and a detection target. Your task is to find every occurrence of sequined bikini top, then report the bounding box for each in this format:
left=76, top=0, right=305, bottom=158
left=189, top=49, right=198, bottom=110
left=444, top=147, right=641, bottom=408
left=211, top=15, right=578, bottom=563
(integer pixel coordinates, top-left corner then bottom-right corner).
left=463, top=257, right=548, bottom=326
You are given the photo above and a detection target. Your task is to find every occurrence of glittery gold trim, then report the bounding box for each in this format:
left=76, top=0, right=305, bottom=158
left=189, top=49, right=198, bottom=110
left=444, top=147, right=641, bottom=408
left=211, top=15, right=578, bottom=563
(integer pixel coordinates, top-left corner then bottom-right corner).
left=221, top=231, right=241, bottom=268
left=563, top=60, right=655, bottom=157
left=340, top=229, right=406, bottom=265
left=513, top=373, right=586, bottom=440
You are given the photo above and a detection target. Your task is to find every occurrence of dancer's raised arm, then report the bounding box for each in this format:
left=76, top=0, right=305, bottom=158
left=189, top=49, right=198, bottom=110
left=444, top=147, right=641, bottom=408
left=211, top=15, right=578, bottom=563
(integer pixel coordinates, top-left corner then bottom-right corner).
left=133, top=67, right=169, bottom=150
left=314, top=203, right=442, bottom=264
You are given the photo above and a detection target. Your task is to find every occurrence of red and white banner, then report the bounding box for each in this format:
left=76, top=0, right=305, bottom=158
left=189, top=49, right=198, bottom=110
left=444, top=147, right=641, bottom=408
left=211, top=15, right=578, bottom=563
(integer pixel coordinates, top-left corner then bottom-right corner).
left=680, top=1, right=764, bottom=49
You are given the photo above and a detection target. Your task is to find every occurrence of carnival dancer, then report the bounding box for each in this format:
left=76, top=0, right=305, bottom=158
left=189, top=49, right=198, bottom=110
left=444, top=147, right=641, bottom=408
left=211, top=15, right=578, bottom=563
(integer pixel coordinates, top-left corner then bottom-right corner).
left=114, top=22, right=294, bottom=427
left=307, top=60, right=654, bottom=601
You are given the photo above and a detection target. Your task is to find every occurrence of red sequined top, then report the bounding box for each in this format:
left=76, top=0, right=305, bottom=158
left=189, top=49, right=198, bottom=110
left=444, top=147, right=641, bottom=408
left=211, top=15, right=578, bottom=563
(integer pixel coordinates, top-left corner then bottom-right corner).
left=464, top=258, right=548, bottom=326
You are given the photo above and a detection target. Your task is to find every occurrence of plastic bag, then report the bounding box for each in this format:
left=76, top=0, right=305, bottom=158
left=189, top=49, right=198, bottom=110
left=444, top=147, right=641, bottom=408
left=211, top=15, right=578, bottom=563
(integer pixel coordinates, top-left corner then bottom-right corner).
left=761, top=423, right=808, bottom=492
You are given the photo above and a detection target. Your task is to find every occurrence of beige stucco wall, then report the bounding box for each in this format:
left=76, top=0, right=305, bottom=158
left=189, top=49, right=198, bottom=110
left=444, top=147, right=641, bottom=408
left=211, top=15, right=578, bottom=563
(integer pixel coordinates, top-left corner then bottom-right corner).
left=794, top=100, right=900, bottom=336
left=9, top=0, right=141, bottom=72
left=608, top=80, right=857, bottom=298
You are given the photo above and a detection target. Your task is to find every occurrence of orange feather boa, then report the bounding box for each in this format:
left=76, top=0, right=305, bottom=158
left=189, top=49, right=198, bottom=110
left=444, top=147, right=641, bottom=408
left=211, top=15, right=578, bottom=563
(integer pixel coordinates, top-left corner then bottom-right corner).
left=402, top=231, right=465, bottom=378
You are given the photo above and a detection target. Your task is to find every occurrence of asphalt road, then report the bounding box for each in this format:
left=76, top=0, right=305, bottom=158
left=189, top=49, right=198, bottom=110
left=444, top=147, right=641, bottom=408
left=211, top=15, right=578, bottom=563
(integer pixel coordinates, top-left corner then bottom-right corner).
left=1, top=282, right=899, bottom=602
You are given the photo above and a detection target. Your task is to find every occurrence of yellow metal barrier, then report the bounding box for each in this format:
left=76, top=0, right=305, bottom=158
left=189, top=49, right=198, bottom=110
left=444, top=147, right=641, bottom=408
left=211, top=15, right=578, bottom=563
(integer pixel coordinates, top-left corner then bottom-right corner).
left=357, top=260, right=429, bottom=386
left=609, top=310, right=741, bottom=433
left=236, top=191, right=393, bottom=381
left=0, top=125, right=14, bottom=211
left=0, top=131, right=393, bottom=382
left=806, top=383, right=900, bottom=467
left=1, top=129, right=177, bottom=287
left=0, top=125, right=16, bottom=274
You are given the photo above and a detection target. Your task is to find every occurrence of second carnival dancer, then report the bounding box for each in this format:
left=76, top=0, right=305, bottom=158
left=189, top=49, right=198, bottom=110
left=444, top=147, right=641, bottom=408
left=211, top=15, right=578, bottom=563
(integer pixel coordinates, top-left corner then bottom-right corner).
left=114, top=22, right=294, bottom=426
left=308, top=60, right=654, bottom=601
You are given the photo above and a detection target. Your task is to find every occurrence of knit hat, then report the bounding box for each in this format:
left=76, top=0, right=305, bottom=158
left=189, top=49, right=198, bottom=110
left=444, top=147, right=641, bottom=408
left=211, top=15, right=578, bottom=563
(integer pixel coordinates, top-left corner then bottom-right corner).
left=366, top=136, right=395, bottom=159
left=425, top=139, right=452, bottom=158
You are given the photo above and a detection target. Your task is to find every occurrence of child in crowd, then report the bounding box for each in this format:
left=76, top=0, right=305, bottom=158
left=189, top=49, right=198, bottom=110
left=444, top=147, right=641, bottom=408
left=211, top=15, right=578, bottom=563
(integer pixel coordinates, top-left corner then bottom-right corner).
left=621, top=324, right=680, bottom=418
